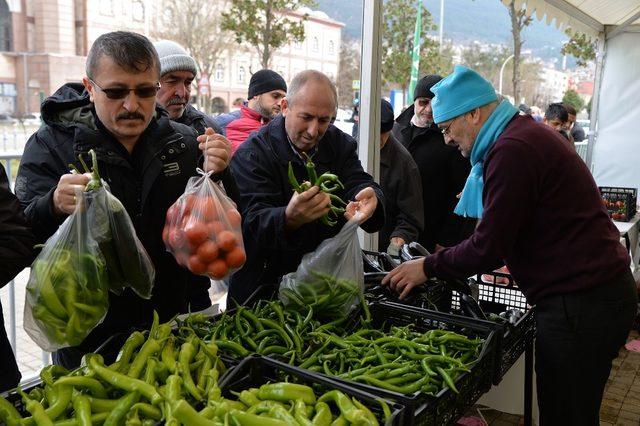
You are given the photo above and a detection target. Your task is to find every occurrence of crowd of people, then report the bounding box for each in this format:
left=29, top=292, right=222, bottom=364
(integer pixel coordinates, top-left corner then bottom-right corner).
left=0, top=30, right=635, bottom=425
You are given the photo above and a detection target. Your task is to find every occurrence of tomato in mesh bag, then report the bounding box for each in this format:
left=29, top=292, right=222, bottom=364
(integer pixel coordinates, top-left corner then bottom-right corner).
left=163, top=172, right=245, bottom=279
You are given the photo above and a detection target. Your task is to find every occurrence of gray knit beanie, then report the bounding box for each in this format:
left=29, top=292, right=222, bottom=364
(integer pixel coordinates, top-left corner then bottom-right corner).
left=153, top=40, right=198, bottom=76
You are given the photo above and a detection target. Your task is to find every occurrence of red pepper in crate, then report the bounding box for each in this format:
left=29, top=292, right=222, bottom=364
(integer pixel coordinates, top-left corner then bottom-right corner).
left=163, top=169, right=246, bottom=280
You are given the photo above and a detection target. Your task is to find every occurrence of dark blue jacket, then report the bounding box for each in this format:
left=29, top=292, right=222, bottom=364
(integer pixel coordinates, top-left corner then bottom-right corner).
left=229, top=115, right=385, bottom=303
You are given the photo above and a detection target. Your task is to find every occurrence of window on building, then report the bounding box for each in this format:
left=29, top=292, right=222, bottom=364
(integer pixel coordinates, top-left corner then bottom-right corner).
left=328, top=40, right=335, bottom=55
left=294, top=40, right=303, bottom=50
left=100, top=0, right=114, bottom=16
left=0, top=0, right=13, bottom=51
left=238, top=66, right=246, bottom=83
left=215, top=64, right=224, bottom=82
left=312, top=37, right=319, bottom=52
left=132, top=1, right=145, bottom=22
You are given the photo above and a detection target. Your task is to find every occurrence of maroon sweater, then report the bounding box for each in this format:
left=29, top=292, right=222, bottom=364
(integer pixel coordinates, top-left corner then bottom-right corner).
left=423, top=114, right=629, bottom=304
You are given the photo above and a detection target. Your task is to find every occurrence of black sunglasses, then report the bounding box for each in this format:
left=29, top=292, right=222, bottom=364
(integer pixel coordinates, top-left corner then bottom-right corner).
left=89, top=78, right=161, bottom=100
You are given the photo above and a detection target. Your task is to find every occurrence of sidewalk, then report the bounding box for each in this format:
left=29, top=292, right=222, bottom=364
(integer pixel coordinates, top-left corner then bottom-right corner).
left=0, top=269, right=48, bottom=379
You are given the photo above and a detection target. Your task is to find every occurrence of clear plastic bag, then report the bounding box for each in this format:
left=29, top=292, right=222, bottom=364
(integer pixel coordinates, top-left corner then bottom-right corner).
left=279, top=219, right=364, bottom=321
left=24, top=190, right=110, bottom=351
left=163, top=170, right=246, bottom=280
left=91, top=185, right=154, bottom=298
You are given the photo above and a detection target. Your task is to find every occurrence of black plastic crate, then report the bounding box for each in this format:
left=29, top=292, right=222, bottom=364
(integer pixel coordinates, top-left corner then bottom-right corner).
left=0, top=376, right=42, bottom=417
left=599, top=186, right=637, bottom=221
left=364, top=273, right=452, bottom=312
left=450, top=272, right=535, bottom=385
left=321, top=302, right=496, bottom=426
left=363, top=250, right=400, bottom=273
left=218, top=355, right=405, bottom=425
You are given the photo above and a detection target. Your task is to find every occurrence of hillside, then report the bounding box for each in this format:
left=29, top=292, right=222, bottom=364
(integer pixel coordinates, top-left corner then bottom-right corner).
left=315, top=0, right=570, bottom=65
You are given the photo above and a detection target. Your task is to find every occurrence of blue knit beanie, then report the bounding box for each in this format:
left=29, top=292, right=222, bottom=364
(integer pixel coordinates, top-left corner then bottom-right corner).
left=431, top=65, right=498, bottom=124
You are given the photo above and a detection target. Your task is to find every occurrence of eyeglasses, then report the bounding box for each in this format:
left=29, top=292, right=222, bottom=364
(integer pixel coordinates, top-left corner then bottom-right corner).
left=440, top=118, right=456, bottom=136
left=89, top=78, right=161, bottom=100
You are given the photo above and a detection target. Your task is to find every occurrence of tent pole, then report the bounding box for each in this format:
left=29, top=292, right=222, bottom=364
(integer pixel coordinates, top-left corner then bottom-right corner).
left=357, top=0, right=383, bottom=251
left=606, top=10, right=640, bottom=41
left=585, top=31, right=606, bottom=171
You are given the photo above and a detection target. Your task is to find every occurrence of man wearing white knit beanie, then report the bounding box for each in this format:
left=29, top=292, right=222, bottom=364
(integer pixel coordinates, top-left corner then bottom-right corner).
left=153, top=40, right=222, bottom=135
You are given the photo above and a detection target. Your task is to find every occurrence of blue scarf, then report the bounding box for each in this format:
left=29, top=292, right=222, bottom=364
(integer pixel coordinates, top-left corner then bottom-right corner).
left=454, top=100, right=519, bottom=218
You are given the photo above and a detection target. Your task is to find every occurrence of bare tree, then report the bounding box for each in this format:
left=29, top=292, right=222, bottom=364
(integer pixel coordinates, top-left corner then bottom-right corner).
left=337, top=37, right=360, bottom=108
left=155, top=0, right=236, bottom=112
left=507, top=0, right=532, bottom=103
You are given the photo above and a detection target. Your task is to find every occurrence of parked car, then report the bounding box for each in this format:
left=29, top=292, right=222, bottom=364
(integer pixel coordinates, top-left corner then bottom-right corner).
left=21, top=113, right=42, bottom=127
left=0, top=113, right=17, bottom=126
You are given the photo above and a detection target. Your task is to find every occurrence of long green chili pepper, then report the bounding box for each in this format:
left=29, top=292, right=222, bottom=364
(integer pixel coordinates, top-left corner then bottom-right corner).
left=178, top=341, right=203, bottom=400
left=103, top=391, right=140, bottom=426
left=72, top=394, right=91, bottom=426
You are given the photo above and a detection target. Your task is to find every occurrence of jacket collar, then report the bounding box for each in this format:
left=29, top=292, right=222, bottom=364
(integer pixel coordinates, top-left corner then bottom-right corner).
left=241, top=104, right=266, bottom=123
left=261, top=115, right=337, bottom=169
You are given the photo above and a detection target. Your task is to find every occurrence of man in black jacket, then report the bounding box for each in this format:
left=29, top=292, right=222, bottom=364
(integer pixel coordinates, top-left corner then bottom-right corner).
left=378, top=99, right=423, bottom=255
left=15, top=31, right=234, bottom=368
left=392, top=75, right=475, bottom=252
left=229, top=70, right=385, bottom=303
left=153, top=40, right=223, bottom=136
left=0, top=163, right=35, bottom=392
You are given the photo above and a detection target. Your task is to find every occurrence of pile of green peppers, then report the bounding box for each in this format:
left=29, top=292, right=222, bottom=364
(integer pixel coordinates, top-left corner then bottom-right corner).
left=0, top=313, right=225, bottom=426
left=280, top=270, right=361, bottom=321
left=288, top=153, right=347, bottom=227
left=179, top=383, right=382, bottom=425
left=189, top=300, right=483, bottom=396
left=28, top=246, right=109, bottom=347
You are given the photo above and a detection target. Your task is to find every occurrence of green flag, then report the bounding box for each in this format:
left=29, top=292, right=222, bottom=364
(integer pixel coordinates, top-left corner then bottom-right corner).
left=407, top=2, right=422, bottom=104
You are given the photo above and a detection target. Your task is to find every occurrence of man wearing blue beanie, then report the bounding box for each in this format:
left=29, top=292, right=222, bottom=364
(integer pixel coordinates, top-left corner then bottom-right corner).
left=384, top=65, right=636, bottom=424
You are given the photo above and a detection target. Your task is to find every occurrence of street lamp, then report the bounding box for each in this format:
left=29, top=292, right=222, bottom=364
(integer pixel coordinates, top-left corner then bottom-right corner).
left=499, top=54, right=515, bottom=95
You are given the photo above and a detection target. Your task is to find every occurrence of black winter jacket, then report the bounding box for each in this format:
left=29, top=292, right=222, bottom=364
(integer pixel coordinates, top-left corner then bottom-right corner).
left=393, top=105, right=476, bottom=252
left=176, top=103, right=222, bottom=136
left=15, top=83, right=237, bottom=363
left=378, top=134, right=424, bottom=251
left=0, top=163, right=36, bottom=391
left=229, top=115, right=385, bottom=303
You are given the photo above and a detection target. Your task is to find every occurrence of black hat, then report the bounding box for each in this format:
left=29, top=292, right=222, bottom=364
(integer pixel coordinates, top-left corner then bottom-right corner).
left=381, top=99, right=395, bottom=133
left=413, top=74, right=443, bottom=101
left=248, top=69, right=287, bottom=99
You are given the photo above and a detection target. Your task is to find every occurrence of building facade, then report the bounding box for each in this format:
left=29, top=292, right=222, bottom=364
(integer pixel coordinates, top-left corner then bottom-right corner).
left=0, top=0, right=342, bottom=116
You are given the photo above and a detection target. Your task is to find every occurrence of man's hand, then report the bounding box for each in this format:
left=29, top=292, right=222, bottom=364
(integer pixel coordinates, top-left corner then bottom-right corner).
left=387, top=237, right=405, bottom=256
left=344, top=187, right=377, bottom=224
left=198, top=127, right=231, bottom=173
left=53, top=173, right=91, bottom=215
left=285, top=186, right=330, bottom=231
left=382, top=258, right=428, bottom=300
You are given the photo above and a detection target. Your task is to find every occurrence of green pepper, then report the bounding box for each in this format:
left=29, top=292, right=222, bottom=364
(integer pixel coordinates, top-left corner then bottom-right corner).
left=53, top=377, right=108, bottom=399
left=127, top=338, right=160, bottom=379
left=178, top=341, right=203, bottom=400
left=103, top=391, right=140, bottom=426
left=258, top=383, right=316, bottom=405
left=172, top=399, right=218, bottom=426
left=86, top=354, right=162, bottom=405
left=311, top=401, right=332, bottom=426
left=164, top=374, right=182, bottom=426
left=72, top=394, right=91, bottom=426
left=116, top=331, right=146, bottom=373
left=294, top=399, right=313, bottom=426
left=19, top=389, right=53, bottom=426
left=318, top=390, right=372, bottom=425
left=0, top=396, right=22, bottom=426
left=230, top=409, right=289, bottom=426
left=51, top=412, right=109, bottom=426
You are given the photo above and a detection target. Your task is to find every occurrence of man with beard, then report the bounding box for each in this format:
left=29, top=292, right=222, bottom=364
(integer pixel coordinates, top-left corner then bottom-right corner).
left=226, top=69, right=287, bottom=153
left=392, top=75, right=476, bottom=253
left=15, top=31, right=234, bottom=368
left=153, top=40, right=222, bottom=135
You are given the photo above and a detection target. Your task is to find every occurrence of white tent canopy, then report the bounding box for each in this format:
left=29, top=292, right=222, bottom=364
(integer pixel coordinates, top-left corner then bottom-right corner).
left=501, top=0, right=640, bottom=189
